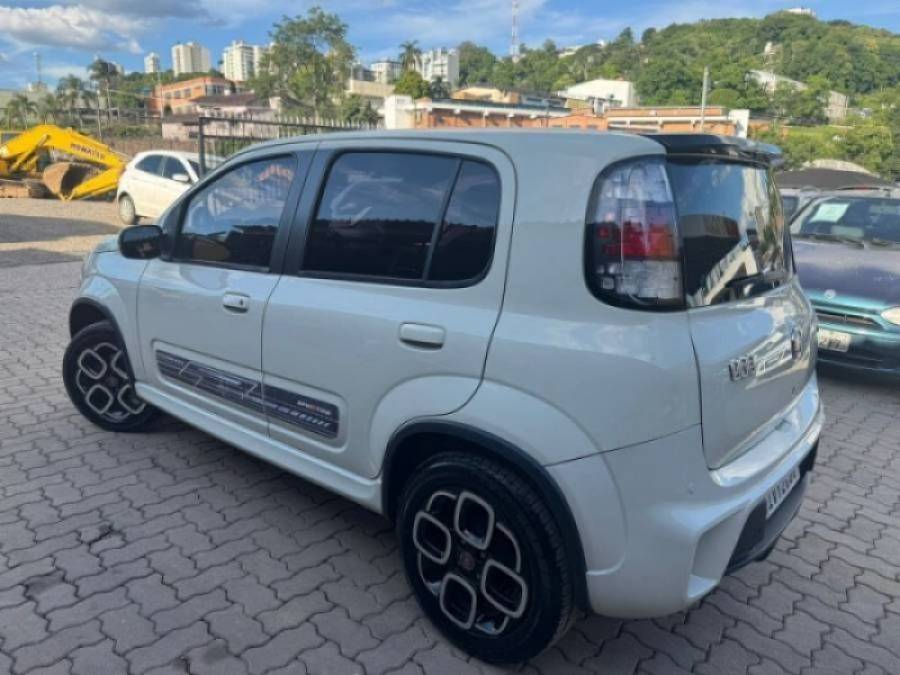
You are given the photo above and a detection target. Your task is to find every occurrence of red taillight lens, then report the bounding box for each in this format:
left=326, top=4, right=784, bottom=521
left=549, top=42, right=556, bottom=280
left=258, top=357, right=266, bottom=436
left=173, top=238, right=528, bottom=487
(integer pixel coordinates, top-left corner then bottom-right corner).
left=587, top=158, right=683, bottom=309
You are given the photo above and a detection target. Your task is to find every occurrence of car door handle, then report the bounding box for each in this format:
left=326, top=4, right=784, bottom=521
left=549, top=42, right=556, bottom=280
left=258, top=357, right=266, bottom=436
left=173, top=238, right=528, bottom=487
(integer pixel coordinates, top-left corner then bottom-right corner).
left=399, top=323, right=445, bottom=349
left=222, top=292, right=250, bottom=313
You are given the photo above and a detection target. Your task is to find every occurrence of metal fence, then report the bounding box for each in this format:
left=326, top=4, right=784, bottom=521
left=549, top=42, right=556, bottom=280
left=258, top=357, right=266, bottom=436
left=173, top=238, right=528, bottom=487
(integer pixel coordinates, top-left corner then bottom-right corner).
left=197, top=116, right=376, bottom=175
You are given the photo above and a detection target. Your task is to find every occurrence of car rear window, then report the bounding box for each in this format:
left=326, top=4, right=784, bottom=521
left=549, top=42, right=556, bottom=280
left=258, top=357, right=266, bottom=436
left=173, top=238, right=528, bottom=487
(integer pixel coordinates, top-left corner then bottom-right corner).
left=668, top=158, right=787, bottom=308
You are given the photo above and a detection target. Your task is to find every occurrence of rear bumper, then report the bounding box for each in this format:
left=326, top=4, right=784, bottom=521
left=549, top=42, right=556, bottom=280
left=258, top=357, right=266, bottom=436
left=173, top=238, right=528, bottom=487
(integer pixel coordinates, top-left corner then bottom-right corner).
left=549, top=375, right=822, bottom=618
left=817, top=320, right=900, bottom=375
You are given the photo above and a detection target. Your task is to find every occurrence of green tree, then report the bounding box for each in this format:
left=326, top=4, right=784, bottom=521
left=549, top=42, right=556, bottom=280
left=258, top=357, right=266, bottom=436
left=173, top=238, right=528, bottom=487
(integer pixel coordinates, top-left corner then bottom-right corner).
left=6, top=93, right=36, bottom=128
left=252, top=6, right=355, bottom=118
left=339, top=94, right=378, bottom=125
left=36, top=94, right=57, bottom=123
left=399, top=40, right=422, bottom=72
left=393, top=70, right=431, bottom=98
left=430, top=76, right=451, bottom=99
left=457, top=42, right=496, bottom=86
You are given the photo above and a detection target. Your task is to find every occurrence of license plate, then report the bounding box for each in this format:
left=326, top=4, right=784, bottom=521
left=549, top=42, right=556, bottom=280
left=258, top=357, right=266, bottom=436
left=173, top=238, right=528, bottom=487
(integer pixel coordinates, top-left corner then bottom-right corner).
left=817, top=328, right=851, bottom=352
left=765, top=466, right=801, bottom=519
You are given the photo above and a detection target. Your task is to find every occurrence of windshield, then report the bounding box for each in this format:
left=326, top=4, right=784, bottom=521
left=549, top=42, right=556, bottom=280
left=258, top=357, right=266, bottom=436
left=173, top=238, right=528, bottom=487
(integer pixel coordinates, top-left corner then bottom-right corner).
left=667, top=159, right=787, bottom=307
left=791, top=197, right=900, bottom=245
left=782, top=195, right=799, bottom=221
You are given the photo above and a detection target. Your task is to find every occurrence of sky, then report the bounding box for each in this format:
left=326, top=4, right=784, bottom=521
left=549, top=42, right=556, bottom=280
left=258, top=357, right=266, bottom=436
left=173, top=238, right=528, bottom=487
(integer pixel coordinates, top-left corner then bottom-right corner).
left=0, top=0, right=897, bottom=90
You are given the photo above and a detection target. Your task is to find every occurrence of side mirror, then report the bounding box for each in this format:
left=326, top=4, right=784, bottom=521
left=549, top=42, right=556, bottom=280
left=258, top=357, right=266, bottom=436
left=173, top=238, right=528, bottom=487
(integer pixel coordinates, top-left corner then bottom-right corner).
left=172, top=173, right=191, bottom=184
left=119, top=224, right=163, bottom=259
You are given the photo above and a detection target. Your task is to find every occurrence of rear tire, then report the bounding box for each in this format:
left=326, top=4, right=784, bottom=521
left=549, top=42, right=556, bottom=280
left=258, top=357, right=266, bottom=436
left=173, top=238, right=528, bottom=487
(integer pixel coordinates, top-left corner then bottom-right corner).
left=118, top=194, right=137, bottom=225
left=63, top=320, right=158, bottom=432
left=397, top=452, right=575, bottom=663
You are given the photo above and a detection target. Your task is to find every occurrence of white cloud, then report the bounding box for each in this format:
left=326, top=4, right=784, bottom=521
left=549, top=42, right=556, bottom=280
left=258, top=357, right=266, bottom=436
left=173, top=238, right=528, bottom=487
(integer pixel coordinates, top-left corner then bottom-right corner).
left=0, top=4, right=144, bottom=53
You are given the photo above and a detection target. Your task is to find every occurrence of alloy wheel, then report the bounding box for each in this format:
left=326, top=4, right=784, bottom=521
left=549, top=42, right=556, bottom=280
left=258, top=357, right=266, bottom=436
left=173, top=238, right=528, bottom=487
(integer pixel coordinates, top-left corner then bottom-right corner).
left=412, top=488, right=529, bottom=636
left=73, top=341, right=146, bottom=423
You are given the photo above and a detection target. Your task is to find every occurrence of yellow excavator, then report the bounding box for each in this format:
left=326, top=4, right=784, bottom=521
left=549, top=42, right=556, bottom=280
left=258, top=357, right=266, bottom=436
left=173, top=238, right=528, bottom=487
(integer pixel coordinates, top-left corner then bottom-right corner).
left=0, top=124, right=126, bottom=200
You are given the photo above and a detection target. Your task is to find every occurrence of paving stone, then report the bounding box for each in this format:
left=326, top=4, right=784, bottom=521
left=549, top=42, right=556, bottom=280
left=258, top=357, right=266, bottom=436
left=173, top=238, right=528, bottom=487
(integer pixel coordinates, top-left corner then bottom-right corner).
left=243, top=623, right=323, bottom=675
left=207, top=604, right=269, bottom=652
left=12, top=620, right=104, bottom=674
left=71, top=638, right=130, bottom=675
left=312, top=607, right=379, bottom=657
left=100, top=603, right=157, bottom=653
left=127, top=622, right=212, bottom=674
left=258, top=590, right=332, bottom=634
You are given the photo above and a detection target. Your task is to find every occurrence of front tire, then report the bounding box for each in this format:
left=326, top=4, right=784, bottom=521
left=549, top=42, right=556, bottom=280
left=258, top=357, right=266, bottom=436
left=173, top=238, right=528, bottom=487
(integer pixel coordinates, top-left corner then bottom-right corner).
left=397, top=453, right=575, bottom=663
left=63, top=320, right=158, bottom=432
left=118, top=194, right=137, bottom=225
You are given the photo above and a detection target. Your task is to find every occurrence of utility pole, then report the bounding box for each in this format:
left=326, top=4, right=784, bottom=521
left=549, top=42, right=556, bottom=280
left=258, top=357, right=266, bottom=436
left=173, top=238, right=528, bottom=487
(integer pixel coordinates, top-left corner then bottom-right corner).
left=34, top=52, right=43, bottom=89
left=699, top=65, right=710, bottom=132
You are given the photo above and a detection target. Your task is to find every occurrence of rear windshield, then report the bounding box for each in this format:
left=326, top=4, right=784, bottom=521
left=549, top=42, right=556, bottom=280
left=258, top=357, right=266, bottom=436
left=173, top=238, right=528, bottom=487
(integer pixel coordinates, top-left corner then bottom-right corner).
left=791, top=197, right=900, bottom=245
left=668, top=159, right=788, bottom=307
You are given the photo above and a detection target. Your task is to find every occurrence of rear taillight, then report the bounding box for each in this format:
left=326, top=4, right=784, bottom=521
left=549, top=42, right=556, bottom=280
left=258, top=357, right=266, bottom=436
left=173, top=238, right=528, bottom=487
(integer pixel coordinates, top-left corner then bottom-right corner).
left=587, top=157, right=683, bottom=310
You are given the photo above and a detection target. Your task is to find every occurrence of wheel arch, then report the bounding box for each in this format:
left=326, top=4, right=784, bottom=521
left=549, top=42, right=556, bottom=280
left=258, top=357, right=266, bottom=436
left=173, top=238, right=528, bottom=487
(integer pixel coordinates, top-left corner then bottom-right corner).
left=69, top=297, right=121, bottom=338
left=381, top=420, right=589, bottom=610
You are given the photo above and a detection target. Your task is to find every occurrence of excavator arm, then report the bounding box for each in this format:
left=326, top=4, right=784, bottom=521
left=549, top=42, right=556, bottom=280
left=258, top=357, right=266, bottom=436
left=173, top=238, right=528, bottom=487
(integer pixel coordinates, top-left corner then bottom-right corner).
left=0, top=124, right=126, bottom=200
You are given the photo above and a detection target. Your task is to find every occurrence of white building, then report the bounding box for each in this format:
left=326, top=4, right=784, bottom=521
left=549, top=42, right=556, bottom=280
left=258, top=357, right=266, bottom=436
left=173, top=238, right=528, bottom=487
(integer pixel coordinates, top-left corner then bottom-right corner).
left=144, top=53, right=160, bottom=75
left=561, top=78, right=638, bottom=111
left=222, top=41, right=267, bottom=83
left=749, top=70, right=848, bottom=121
left=172, top=42, right=211, bottom=77
left=786, top=7, right=815, bottom=17
left=417, top=49, right=459, bottom=89
left=371, top=60, right=402, bottom=85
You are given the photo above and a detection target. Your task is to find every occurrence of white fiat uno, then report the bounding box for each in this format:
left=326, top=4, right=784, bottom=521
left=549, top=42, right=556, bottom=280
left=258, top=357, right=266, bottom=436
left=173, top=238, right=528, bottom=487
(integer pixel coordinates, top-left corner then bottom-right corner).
left=64, top=131, right=822, bottom=663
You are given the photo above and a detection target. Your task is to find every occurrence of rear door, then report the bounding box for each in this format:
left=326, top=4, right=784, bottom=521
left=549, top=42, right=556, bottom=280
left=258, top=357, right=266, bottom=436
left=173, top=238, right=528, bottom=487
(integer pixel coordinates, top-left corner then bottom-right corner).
left=136, top=151, right=305, bottom=434
left=157, top=157, right=193, bottom=214
left=127, top=154, right=163, bottom=216
left=260, top=141, right=514, bottom=478
left=670, top=157, right=815, bottom=468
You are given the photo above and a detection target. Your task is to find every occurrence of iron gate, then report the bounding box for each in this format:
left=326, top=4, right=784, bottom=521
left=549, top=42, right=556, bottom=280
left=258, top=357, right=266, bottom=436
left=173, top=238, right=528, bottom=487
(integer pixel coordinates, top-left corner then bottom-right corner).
left=197, top=116, right=375, bottom=175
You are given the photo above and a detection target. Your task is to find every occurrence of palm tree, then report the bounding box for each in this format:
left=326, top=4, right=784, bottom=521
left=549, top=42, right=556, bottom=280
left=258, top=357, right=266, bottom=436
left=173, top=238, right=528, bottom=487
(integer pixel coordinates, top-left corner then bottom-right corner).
left=6, top=93, right=37, bottom=128
left=399, top=40, right=422, bottom=72
left=37, top=94, right=58, bottom=123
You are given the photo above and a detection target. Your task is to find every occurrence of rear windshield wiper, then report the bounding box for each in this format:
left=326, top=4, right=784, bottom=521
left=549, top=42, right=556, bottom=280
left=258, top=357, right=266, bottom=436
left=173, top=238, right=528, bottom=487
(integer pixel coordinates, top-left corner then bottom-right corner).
left=723, top=270, right=787, bottom=294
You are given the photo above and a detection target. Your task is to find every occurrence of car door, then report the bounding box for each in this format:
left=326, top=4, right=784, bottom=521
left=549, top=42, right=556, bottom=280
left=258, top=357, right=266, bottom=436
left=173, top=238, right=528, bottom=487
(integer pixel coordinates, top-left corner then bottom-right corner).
left=127, top=154, right=163, bottom=217
left=136, top=151, right=307, bottom=434
left=157, top=156, right=194, bottom=215
left=261, top=141, right=514, bottom=478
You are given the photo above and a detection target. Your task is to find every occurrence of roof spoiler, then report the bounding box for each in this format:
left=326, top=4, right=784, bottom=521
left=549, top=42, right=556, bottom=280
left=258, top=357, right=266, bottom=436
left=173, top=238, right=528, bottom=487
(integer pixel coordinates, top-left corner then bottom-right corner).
left=644, top=134, right=784, bottom=168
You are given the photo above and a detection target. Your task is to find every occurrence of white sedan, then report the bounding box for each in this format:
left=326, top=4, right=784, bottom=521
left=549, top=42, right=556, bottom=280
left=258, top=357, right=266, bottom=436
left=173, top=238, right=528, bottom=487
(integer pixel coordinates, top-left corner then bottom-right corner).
left=116, top=151, right=205, bottom=224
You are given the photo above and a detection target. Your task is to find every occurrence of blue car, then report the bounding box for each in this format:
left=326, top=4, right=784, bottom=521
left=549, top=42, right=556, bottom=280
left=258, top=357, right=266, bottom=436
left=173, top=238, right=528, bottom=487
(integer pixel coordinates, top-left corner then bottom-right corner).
left=791, top=190, right=900, bottom=375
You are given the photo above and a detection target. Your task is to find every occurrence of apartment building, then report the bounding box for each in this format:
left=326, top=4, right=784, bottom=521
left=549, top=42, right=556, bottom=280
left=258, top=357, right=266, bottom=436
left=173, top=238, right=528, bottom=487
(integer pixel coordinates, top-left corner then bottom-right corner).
left=151, top=75, right=233, bottom=114
left=222, top=41, right=268, bottom=83
left=172, top=42, right=211, bottom=77
left=370, top=60, right=402, bottom=85
left=417, top=49, right=459, bottom=89
left=144, top=53, right=160, bottom=74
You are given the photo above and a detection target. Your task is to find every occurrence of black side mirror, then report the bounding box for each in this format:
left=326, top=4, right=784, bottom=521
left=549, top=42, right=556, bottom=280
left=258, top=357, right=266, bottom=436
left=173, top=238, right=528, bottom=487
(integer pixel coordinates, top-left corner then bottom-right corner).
left=119, top=224, right=163, bottom=259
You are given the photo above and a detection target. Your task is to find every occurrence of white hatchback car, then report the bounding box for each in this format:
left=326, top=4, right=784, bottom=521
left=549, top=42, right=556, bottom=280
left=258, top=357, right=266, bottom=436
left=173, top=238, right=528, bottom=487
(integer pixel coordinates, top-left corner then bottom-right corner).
left=116, top=151, right=204, bottom=224
left=66, top=131, right=822, bottom=663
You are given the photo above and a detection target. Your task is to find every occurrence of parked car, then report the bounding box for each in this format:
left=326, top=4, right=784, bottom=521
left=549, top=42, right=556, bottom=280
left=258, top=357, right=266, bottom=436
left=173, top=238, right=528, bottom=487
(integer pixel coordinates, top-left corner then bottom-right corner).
left=64, top=132, right=822, bottom=662
left=116, top=151, right=206, bottom=224
left=791, top=189, right=900, bottom=374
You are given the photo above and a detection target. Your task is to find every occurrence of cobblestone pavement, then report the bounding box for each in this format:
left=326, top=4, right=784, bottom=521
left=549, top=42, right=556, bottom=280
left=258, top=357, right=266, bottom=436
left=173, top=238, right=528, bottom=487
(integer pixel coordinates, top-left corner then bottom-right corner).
left=1, top=260, right=899, bottom=675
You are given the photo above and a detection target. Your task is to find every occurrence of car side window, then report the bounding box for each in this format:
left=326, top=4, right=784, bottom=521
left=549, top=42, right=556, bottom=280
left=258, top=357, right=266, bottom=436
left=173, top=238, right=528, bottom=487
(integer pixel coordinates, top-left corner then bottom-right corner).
left=173, top=156, right=296, bottom=269
left=160, top=157, right=187, bottom=181
left=429, top=161, right=501, bottom=282
left=302, top=152, right=500, bottom=284
left=135, top=155, right=162, bottom=175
